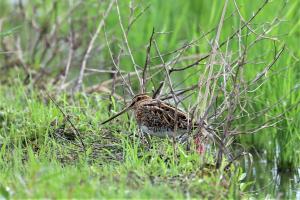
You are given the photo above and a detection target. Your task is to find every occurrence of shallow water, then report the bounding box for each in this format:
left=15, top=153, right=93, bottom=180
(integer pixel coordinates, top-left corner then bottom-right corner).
left=243, top=155, right=300, bottom=199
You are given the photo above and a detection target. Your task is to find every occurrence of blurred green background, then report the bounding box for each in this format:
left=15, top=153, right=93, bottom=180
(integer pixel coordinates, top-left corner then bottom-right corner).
left=0, top=0, right=299, bottom=198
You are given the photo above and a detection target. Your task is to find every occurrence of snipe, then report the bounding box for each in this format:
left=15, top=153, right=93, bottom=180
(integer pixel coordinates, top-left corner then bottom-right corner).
left=101, top=94, right=212, bottom=152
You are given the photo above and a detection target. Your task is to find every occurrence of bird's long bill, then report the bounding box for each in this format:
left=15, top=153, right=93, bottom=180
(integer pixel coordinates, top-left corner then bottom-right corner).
left=101, top=106, right=131, bottom=125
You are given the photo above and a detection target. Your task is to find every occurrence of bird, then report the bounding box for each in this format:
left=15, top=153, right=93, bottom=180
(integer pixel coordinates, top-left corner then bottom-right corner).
left=101, top=94, right=214, bottom=153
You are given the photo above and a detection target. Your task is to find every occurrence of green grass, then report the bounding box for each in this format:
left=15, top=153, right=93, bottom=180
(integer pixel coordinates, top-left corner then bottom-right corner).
left=0, top=84, right=246, bottom=198
left=0, top=0, right=299, bottom=198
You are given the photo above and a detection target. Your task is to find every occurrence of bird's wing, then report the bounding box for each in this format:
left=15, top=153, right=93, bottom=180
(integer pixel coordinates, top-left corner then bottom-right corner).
left=138, top=100, right=193, bottom=129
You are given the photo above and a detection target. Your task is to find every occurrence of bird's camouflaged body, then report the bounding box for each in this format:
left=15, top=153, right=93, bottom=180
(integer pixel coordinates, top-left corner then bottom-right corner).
left=101, top=94, right=209, bottom=139
left=129, top=94, right=208, bottom=139
left=101, top=94, right=212, bottom=154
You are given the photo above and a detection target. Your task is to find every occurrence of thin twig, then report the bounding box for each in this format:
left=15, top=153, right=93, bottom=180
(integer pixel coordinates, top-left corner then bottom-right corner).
left=60, top=14, right=74, bottom=90
left=115, top=0, right=142, bottom=86
left=74, top=0, right=114, bottom=92
left=46, top=92, right=86, bottom=152
left=104, top=24, right=134, bottom=96
left=141, top=28, right=155, bottom=93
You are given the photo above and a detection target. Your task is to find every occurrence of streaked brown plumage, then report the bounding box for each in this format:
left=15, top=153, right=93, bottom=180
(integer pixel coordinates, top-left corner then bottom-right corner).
left=101, top=94, right=226, bottom=156
left=101, top=94, right=207, bottom=139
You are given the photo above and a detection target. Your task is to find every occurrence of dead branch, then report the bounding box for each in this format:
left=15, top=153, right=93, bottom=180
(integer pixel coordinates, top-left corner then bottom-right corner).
left=74, top=0, right=114, bottom=92
left=115, top=0, right=142, bottom=87
left=141, top=28, right=155, bottom=93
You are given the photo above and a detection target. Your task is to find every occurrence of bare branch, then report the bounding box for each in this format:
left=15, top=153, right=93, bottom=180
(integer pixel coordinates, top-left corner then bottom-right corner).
left=115, top=0, right=142, bottom=86
left=141, top=28, right=155, bottom=93
left=74, top=0, right=114, bottom=92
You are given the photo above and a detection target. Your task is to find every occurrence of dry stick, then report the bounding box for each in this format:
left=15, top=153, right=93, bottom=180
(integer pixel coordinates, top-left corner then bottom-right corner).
left=169, top=0, right=269, bottom=74
left=141, top=28, right=155, bottom=93
left=33, top=40, right=61, bottom=86
left=233, top=46, right=284, bottom=96
left=104, top=25, right=134, bottom=96
left=26, top=1, right=54, bottom=61
left=85, top=72, right=138, bottom=95
left=200, top=0, right=229, bottom=169
left=16, top=36, right=30, bottom=76
left=209, top=49, right=256, bottom=152
left=48, top=2, right=94, bottom=81
left=199, top=0, right=228, bottom=124
left=172, top=65, right=204, bottom=92
left=162, top=67, right=236, bottom=102
left=221, top=39, right=231, bottom=116
left=219, top=28, right=244, bottom=150
left=40, top=1, right=59, bottom=63
left=153, top=39, right=179, bottom=160
left=46, top=93, right=86, bottom=152
left=126, top=4, right=151, bottom=34
left=60, top=51, right=73, bottom=90
left=42, top=2, right=62, bottom=62
left=151, top=10, right=237, bottom=61
left=60, top=15, right=74, bottom=90
left=233, top=0, right=277, bottom=41
left=115, top=0, right=142, bottom=87
left=223, top=152, right=249, bottom=171
left=87, top=53, right=198, bottom=95
left=211, top=45, right=285, bottom=136
left=74, top=0, right=114, bottom=92
left=202, top=38, right=231, bottom=123
left=40, top=0, right=83, bottom=79
left=229, top=99, right=300, bottom=136
left=32, top=1, right=58, bottom=64
left=108, top=45, right=123, bottom=113
left=31, top=31, right=43, bottom=64
left=225, top=62, right=290, bottom=132
left=152, top=81, right=164, bottom=99
left=153, top=40, right=179, bottom=101
left=229, top=75, right=296, bottom=124
left=198, top=0, right=228, bottom=125
left=160, top=84, right=198, bottom=101
left=86, top=54, right=206, bottom=95
left=219, top=0, right=269, bottom=49
left=51, top=119, right=83, bottom=149
left=208, top=46, right=281, bottom=122
left=49, top=0, right=84, bottom=40
left=203, top=1, right=272, bottom=167
left=169, top=44, right=191, bottom=68
left=244, top=18, right=282, bottom=54
left=234, top=29, right=249, bottom=117
left=169, top=54, right=209, bottom=73
left=85, top=69, right=120, bottom=74
left=250, top=45, right=285, bottom=84
left=156, top=43, right=191, bottom=99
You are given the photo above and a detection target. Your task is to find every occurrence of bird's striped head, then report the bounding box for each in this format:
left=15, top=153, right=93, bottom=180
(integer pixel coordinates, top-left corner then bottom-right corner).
left=130, top=94, right=152, bottom=108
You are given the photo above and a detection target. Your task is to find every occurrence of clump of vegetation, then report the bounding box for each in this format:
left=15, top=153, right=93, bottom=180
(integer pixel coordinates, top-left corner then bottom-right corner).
left=0, top=0, right=299, bottom=198
left=0, top=85, right=250, bottom=199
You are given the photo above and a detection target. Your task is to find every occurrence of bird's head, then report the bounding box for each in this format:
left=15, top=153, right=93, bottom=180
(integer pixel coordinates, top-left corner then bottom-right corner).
left=129, top=94, right=152, bottom=108
left=101, top=94, right=151, bottom=125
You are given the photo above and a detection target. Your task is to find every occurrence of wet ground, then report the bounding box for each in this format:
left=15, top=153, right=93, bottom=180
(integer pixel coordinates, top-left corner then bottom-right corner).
left=243, top=155, right=300, bottom=199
